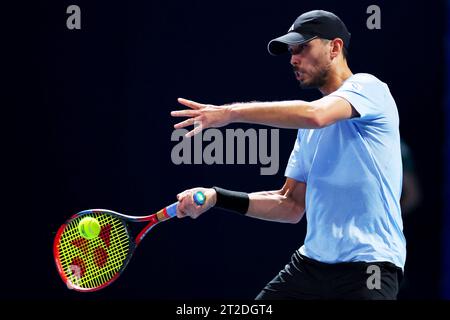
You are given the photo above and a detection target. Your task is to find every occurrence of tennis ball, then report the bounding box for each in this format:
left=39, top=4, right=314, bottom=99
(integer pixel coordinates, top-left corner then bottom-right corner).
left=78, top=217, right=101, bottom=240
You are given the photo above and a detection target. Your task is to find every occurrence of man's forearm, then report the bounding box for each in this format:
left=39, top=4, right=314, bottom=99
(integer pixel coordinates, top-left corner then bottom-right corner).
left=229, top=100, right=321, bottom=129
left=245, top=190, right=305, bottom=224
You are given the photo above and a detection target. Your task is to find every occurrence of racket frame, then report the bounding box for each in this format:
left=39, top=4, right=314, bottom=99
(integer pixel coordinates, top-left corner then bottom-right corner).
left=53, top=203, right=177, bottom=292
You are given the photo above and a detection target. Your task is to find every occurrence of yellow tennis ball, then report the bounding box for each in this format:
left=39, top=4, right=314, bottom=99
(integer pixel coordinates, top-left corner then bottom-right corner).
left=78, top=217, right=101, bottom=240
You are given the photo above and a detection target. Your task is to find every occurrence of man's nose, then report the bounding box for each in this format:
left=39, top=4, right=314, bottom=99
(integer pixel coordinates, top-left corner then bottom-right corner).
left=290, top=55, right=300, bottom=67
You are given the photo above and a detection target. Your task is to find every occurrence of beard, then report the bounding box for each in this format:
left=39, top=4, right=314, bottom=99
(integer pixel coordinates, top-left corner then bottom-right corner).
left=295, top=63, right=331, bottom=89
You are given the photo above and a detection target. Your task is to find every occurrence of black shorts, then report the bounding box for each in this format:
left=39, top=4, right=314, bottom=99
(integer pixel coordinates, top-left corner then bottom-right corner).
left=256, top=250, right=403, bottom=300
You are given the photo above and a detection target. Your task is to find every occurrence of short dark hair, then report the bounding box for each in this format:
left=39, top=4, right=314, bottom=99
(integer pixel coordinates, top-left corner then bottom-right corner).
left=321, top=38, right=348, bottom=60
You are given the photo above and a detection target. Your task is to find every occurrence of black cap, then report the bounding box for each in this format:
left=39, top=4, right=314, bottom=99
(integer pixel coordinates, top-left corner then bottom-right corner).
left=267, top=10, right=351, bottom=56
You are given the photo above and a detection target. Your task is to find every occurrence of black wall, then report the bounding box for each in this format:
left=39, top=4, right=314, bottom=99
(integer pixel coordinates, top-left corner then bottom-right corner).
left=3, top=0, right=445, bottom=299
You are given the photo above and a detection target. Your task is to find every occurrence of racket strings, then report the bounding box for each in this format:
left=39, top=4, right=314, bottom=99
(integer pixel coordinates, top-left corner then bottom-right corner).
left=59, top=215, right=129, bottom=288
left=56, top=212, right=131, bottom=289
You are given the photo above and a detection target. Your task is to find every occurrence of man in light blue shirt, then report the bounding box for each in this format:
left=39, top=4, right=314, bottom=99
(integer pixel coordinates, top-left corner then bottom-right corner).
left=286, top=72, right=406, bottom=269
left=172, top=10, right=405, bottom=299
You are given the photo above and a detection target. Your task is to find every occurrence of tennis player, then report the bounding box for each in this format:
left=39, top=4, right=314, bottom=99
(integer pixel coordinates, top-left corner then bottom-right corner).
left=171, top=10, right=405, bottom=300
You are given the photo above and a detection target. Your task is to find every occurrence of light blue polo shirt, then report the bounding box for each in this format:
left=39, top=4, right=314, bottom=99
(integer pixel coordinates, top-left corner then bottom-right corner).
left=285, top=73, right=406, bottom=269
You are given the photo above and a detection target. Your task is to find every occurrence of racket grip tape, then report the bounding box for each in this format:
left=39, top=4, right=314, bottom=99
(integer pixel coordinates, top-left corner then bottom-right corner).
left=156, top=191, right=206, bottom=221
left=157, top=203, right=177, bottom=221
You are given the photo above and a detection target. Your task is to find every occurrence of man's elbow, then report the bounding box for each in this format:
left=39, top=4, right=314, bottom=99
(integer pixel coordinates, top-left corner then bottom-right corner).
left=308, top=108, right=331, bottom=128
left=300, top=105, right=328, bottom=128
left=288, top=206, right=305, bottom=224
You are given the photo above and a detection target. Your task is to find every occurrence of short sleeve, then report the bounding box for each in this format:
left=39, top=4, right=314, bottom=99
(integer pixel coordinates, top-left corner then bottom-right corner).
left=329, top=74, right=387, bottom=121
left=284, top=130, right=306, bottom=182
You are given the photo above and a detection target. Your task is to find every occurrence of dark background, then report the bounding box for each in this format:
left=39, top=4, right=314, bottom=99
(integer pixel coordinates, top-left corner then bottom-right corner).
left=3, top=0, right=446, bottom=299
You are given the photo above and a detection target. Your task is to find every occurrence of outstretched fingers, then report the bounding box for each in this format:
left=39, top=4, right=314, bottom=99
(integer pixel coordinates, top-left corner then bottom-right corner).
left=185, top=125, right=203, bottom=138
left=177, top=98, right=205, bottom=110
left=171, top=109, right=201, bottom=117
left=171, top=98, right=209, bottom=137
left=174, top=117, right=201, bottom=129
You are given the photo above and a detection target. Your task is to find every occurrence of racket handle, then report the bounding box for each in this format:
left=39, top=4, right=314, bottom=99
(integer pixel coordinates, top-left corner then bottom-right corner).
left=165, top=202, right=178, bottom=218
left=156, top=191, right=206, bottom=221
left=156, top=202, right=178, bottom=221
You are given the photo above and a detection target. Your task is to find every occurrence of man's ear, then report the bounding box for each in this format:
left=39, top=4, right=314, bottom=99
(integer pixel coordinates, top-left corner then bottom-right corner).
left=330, top=38, right=344, bottom=59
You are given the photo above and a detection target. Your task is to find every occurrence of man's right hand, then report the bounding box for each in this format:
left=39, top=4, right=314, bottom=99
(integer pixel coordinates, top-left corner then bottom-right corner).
left=176, top=187, right=217, bottom=219
left=171, top=98, right=234, bottom=138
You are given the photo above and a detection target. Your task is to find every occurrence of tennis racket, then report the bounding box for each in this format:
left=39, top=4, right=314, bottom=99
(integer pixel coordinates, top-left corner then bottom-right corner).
left=53, top=191, right=206, bottom=292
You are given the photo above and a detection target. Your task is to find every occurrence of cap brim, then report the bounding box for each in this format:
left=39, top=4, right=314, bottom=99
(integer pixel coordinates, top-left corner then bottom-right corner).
left=267, top=32, right=317, bottom=56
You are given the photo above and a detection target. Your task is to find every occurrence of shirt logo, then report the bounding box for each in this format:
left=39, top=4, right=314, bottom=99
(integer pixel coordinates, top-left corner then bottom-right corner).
left=350, top=82, right=362, bottom=91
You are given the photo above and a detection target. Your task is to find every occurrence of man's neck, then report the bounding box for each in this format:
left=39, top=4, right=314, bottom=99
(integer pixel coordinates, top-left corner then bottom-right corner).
left=319, top=64, right=353, bottom=96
